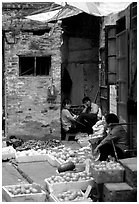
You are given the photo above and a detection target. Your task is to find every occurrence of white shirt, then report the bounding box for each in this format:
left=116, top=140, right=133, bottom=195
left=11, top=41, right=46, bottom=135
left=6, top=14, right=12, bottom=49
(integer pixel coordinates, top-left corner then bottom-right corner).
left=90, top=103, right=102, bottom=119
left=61, top=109, right=75, bottom=131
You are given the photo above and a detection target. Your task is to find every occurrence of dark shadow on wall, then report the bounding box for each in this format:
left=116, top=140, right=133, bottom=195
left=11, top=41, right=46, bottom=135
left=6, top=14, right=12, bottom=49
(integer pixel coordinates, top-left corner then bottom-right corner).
left=61, top=63, right=72, bottom=102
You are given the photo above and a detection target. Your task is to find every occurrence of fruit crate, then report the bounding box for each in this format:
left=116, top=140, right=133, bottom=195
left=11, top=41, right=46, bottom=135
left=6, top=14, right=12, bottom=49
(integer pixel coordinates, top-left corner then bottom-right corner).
left=75, top=163, right=85, bottom=171
left=15, top=151, right=48, bottom=163
left=2, top=183, right=46, bottom=202
left=47, top=154, right=61, bottom=167
left=44, top=177, right=94, bottom=193
left=47, top=154, right=85, bottom=170
left=2, top=146, right=16, bottom=161
left=49, top=189, right=92, bottom=202
left=91, top=167, right=125, bottom=184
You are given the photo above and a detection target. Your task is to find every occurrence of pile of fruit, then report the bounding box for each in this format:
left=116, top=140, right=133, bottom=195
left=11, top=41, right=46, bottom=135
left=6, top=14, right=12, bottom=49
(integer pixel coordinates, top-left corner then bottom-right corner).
left=92, top=161, right=124, bottom=171
left=50, top=147, right=93, bottom=166
left=47, top=171, right=92, bottom=184
left=7, top=184, right=41, bottom=195
left=16, top=149, right=47, bottom=157
left=50, top=148, right=76, bottom=160
left=55, top=189, right=92, bottom=202
left=77, top=146, right=92, bottom=155
left=50, top=147, right=93, bottom=168
left=16, top=139, right=62, bottom=151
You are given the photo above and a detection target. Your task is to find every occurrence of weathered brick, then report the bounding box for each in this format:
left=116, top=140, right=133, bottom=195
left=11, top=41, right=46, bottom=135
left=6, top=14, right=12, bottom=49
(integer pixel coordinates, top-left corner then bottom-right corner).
left=3, top=5, right=62, bottom=138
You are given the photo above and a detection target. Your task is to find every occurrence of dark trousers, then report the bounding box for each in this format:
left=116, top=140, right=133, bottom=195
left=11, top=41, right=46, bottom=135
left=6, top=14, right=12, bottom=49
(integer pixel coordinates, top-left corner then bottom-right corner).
left=61, top=122, right=80, bottom=140
left=99, top=143, right=124, bottom=161
left=76, top=113, right=98, bottom=134
left=67, top=124, right=80, bottom=133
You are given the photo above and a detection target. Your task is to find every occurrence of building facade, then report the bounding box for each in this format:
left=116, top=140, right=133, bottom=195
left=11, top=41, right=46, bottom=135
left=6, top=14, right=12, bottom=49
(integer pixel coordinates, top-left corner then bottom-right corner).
left=2, top=3, right=62, bottom=140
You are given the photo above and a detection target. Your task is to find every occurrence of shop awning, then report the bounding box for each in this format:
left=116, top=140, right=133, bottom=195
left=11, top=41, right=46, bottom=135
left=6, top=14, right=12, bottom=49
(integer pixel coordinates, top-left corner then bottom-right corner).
left=26, top=9, right=61, bottom=22
left=25, top=2, right=131, bottom=23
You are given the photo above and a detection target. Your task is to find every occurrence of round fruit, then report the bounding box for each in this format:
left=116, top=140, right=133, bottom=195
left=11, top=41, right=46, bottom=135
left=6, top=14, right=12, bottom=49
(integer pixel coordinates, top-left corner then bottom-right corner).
left=25, top=189, right=31, bottom=194
left=65, top=177, right=71, bottom=182
left=31, top=188, right=38, bottom=193
left=12, top=190, right=18, bottom=195
left=64, top=197, right=69, bottom=201
left=24, top=184, right=30, bottom=189
left=8, top=188, right=13, bottom=193
left=16, top=188, right=21, bottom=194
left=20, top=187, right=26, bottom=194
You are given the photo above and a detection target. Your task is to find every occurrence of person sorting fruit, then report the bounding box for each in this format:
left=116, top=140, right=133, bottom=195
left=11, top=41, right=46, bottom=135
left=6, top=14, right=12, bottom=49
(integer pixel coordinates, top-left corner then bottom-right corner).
left=61, top=98, right=80, bottom=133
left=76, top=96, right=102, bottom=134
left=93, top=113, right=128, bottom=161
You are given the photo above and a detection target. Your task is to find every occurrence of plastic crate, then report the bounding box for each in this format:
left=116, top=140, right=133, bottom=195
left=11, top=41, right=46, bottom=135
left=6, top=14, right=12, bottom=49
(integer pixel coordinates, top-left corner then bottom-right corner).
left=47, top=154, right=61, bottom=167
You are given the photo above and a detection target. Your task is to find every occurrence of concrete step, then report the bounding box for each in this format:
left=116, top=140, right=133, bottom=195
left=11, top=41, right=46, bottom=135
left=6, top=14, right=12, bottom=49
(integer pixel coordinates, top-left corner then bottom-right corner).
left=119, top=157, right=137, bottom=187
left=102, top=182, right=137, bottom=202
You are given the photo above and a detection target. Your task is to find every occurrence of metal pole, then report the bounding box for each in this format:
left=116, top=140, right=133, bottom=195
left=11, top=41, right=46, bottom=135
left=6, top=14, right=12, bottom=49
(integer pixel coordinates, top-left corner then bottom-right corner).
left=111, top=140, right=119, bottom=162
left=108, top=122, right=136, bottom=127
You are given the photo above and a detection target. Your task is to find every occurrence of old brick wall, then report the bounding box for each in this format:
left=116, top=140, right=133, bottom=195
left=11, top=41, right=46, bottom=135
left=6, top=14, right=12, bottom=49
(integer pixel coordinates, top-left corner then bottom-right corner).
left=3, top=7, right=62, bottom=140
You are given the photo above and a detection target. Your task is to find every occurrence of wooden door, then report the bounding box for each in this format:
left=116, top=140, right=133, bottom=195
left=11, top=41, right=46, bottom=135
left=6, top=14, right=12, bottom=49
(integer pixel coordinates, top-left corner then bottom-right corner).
left=116, top=30, right=128, bottom=123
left=106, top=25, right=117, bottom=84
left=99, top=47, right=109, bottom=115
left=100, top=25, right=117, bottom=115
left=106, top=25, right=117, bottom=114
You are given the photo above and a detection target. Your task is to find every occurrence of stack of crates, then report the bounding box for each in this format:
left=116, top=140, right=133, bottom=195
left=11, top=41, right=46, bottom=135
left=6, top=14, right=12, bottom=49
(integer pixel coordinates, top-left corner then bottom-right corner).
left=102, top=158, right=137, bottom=202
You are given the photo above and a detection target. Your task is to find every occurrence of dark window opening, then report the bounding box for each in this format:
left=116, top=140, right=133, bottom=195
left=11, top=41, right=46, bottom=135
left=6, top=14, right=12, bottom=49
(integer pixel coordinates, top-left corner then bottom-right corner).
left=22, top=29, right=51, bottom=36
left=36, top=57, right=51, bottom=76
left=33, top=29, right=50, bottom=35
left=19, top=56, right=51, bottom=76
left=116, top=16, right=126, bottom=34
left=19, top=57, right=34, bottom=76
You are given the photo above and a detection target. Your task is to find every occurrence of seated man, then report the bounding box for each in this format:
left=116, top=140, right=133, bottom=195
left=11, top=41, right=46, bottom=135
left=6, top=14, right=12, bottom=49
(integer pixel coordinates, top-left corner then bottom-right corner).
left=77, top=96, right=102, bottom=134
left=93, top=113, right=128, bottom=161
left=82, top=96, right=102, bottom=119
